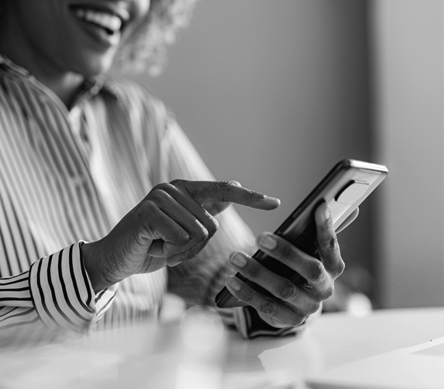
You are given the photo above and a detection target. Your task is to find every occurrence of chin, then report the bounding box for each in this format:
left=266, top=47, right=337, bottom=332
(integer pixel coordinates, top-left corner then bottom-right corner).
left=70, top=51, right=116, bottom=77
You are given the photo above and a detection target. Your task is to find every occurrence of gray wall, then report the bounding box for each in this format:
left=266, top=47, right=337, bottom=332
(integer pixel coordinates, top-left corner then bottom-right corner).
left=370, top=0, right=444, bottom=308
left=121, top=1, right=375, bottom=298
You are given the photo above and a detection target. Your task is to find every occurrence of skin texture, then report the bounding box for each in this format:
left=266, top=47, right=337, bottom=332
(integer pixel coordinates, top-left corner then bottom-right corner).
left=227, top=203, right=356, bottom=328
left=81, top=180, right=281, bottom=292
left=0, top=0, right=355, bottom=329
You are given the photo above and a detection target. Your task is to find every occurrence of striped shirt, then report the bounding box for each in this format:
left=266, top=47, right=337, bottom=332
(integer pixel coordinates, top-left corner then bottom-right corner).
left=0, top=53, right=301, bottom=341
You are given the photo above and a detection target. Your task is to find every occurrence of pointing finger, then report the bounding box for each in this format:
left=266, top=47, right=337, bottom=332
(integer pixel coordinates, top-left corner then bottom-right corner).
left=177, top=180, right=281, bottom=210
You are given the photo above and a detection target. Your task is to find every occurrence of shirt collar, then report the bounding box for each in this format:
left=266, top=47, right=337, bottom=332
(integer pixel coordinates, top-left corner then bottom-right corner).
left=0, top=51, right=30, bottom=78
left=0, top=51, right=124, bottom=104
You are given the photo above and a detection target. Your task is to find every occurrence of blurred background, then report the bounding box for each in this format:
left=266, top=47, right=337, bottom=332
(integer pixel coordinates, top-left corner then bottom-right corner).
left=117, top=0, right=443, bottom=310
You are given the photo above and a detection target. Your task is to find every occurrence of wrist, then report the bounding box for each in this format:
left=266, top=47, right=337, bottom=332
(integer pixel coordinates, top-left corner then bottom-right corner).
left=81, top=241, right=115, bottom=293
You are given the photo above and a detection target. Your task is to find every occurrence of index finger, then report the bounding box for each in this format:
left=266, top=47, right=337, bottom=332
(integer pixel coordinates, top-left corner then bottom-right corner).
left=181, top=180, right=281, bottom=210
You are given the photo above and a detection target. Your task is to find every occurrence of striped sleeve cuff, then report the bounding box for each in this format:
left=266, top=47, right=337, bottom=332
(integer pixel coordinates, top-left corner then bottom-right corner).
left=0, top=272, right=33, bottom=307
left=0, top=273, right=39, bottom=331
left=28, top=242, right=115, bottom=335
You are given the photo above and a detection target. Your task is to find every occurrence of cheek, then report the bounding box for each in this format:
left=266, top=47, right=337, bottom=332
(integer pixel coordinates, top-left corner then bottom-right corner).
left=122, top=0, right=151, bottom=41
left=16, top=2, right=71, bottom=56
left=131, top=0, right=151, bottom=22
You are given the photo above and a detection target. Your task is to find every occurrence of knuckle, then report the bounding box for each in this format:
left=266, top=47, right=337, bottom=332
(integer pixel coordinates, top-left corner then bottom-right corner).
left=152, top=182, right=172, bottom=193
left=241, top=289, right=254, bottom=304
left=326, top=235, right=338, bottom=251
left=138, top=199, right=158, bottom=218
left=306, top=301, right=322, bottom=316
left=334, top=258, right=346, bottom=277
left=170, top=179, right=188, bottom=188
left=149, top=186, right=171, bottom=202
left=244, top=260, right=261, bottom=279
left=293, top=316, right=306, bottom=327
left=277, top=280, right=297, bottom=301
left=309, top=260, right=325, bottom=283
left=176, top=234, right=190, bottom=246
left=267, top=317, right=284, bottom=328
left=286, top=312, right=306, bottom=327
left=258, top=300, right=278, bottom=316
left=321, top=284, right=335, bottom=300
left=216, top=181, right=236, bottom=202
left=193, top=225, right=209, bottom=242
left=184, top=245, right=204, bottom=260
left=168, top=227, right=189, bottom=246
left=312, top=301, right=322, bottom=313
left=318, top=233, right=338, bottom=254
left=279, top=243, right=294, bottom=261
left=217, top=180, right=234, bottom=188
left=206, top=216, right=219, bottom=237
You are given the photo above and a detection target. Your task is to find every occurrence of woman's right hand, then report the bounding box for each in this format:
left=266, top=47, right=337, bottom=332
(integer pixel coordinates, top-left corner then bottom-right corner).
left=81, top=180, right=280, bottom=293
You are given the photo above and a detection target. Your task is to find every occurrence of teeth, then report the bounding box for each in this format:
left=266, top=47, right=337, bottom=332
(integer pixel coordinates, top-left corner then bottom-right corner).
left=75, top=8, right=122, bottom=33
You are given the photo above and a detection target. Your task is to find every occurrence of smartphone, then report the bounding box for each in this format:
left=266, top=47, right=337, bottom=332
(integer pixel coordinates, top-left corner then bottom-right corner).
left=215, top=159, right=388, bottom=309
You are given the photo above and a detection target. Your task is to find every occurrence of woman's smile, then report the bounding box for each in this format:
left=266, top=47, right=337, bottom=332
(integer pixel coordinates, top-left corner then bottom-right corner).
left=69, top=2, right=131, bottom=48
left=0, top=0, right=151, bottom=79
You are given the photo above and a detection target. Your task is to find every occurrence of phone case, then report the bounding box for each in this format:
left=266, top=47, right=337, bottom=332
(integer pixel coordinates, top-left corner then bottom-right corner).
left=215, top=159, right=388, bottom=309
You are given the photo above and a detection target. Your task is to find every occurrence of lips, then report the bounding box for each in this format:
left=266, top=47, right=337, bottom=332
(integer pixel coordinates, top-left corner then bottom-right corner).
left=69, top=3, right=130, bottom=45
left=74, top=8, right=123, bottom=34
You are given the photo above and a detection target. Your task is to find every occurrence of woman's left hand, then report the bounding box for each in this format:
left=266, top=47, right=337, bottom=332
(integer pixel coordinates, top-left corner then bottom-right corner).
left=225, top=202, right=351, bottom=328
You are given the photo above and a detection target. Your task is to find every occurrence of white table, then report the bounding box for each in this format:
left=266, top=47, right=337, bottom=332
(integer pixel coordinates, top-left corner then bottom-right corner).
left=0, top=307, right=443, bottom=388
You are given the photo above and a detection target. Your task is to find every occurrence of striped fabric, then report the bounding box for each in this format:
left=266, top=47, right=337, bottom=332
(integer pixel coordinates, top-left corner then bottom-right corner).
left=0, top=53, right=301, bottom=341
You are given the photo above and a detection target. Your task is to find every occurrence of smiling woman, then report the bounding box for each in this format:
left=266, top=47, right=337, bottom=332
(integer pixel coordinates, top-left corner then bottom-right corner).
left=0, top=0, right=197, bottom=107
left=0, top=0, right=349, bottom=344
left=0, top=0, right=196, bottom=78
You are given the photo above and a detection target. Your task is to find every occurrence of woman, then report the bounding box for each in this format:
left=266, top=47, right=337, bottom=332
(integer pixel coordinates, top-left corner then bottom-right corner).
left=0, top=0, right=349, bottom=341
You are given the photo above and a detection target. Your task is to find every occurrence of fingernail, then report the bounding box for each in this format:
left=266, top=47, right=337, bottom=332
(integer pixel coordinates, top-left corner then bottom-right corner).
left=265, top=196, right=281, bottom=206
left=230, top=253, right=247, bottom=268
left=227, top=277, right=241, bottom=291
left=168, top=259, right=183, bottom=267
left=259, top=234, right=277, bottom=250
left=323, top=206, right=331, bottom=221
